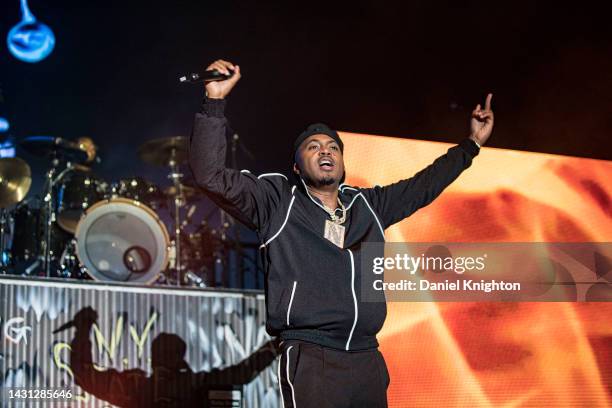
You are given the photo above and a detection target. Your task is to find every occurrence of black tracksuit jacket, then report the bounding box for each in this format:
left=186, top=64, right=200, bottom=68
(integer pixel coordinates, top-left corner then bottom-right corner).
left=189, top=98, right=480, bottom=351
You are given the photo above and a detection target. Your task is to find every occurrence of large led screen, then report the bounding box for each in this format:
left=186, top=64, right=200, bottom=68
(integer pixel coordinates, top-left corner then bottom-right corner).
left=341, top=133, right=612, bottom=407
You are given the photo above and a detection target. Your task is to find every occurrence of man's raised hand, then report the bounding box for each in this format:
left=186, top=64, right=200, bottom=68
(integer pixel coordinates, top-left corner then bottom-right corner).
left=469, top=93, right=494, bottom=146
left=205, top=59, right=241, bottom=99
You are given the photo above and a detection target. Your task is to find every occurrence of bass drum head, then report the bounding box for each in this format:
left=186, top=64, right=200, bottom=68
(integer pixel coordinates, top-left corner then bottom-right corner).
left=75, top=198, right=169, bottom=283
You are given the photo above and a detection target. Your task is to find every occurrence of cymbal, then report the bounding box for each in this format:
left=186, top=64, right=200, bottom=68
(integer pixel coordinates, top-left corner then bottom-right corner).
left=20, top=136, right=88, bottom=162
left=0, top=157, right=32, bottom=208
left=138, top=136, right=188, bottom=166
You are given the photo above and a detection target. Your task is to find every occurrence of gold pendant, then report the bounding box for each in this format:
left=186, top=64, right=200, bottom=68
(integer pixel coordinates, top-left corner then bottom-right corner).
left=324, top=220, right=345, bottom=248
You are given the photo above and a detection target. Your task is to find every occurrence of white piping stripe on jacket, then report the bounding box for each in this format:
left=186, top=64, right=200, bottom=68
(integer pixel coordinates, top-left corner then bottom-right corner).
left=286, top=281, right=297, bottom=326
left=345, top=249, right=358, bottom=351
left=240, top=170, right=288, bottom=179
left=340, top=185, right=359, bottom=192
left=303, top=179, right=359, bottom=213
left=358, top=194, right=386, bottom=240
left=258, top=172, right=288, bottom=180
left=300, top=178, right=330, bottom=213
left=341, top=185, right=386, bottom=239
left=286, top=346, right=297, bottom=408
left=278, top=352, right=285, bottom=408
left=340, top=187, right=386, bottom=240
left=260, top=186, right=297, bottom=248
left=344, top=193, right=362, bottom=211
left=339, top=185, right=359, bottom=210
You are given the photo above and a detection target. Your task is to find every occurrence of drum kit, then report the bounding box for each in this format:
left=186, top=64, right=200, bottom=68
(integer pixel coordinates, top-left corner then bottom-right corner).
left=0, top=135, right=229, bottom=286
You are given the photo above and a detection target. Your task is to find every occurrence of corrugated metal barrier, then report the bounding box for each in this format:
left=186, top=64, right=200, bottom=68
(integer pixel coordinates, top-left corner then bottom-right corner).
left=0, top=276, right=280, bottom=407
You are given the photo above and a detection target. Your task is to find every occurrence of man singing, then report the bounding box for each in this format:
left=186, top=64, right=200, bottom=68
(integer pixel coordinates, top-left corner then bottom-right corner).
left=189, top=59, right=494, bottom=407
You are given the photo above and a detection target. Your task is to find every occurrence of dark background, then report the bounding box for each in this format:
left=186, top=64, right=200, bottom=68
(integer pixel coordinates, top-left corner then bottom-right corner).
left=1, top=0, right=611, bottom=189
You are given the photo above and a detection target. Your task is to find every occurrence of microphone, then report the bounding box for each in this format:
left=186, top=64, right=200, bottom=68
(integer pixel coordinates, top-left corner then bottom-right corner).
left=179, top=69, right=234, bottom=84
left=53, top=320, right=76, bottom=334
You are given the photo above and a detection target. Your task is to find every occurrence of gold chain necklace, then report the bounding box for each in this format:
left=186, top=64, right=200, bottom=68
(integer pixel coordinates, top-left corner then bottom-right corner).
left=322, top=197, right=346, bottom=224
left=306, top=186, right=347, bottom=224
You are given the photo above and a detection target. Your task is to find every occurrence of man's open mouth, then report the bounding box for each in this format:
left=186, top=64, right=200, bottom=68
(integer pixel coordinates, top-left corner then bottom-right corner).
left=318, top=158, right=335, bottom=170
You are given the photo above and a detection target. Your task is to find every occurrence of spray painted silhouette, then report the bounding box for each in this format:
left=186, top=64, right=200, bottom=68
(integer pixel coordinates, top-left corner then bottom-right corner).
left=68, top=307, right=280, bottom=407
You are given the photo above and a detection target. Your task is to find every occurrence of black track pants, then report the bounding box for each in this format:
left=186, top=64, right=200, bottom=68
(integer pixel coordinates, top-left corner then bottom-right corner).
left=278, top=340, right=390, bottom=408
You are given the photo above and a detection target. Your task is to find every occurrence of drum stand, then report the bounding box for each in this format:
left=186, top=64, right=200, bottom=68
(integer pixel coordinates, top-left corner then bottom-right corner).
left=168, top=154, right=184, bottom=286
left=41, top=159, right=73, bottom=277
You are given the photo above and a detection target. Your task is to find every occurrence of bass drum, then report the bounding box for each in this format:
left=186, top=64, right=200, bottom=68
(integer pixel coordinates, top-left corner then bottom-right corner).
left=74, top=198, right=169, bottom=283
left=115, top=177, right=164, bottom=210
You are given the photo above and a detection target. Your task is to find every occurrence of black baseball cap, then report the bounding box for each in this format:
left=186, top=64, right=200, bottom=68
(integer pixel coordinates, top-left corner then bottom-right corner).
left=293, top=123, right=344, bottom=158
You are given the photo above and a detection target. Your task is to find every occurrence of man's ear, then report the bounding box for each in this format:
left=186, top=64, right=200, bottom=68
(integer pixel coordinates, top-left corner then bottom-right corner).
left=293, top=162, right=300, bottom=175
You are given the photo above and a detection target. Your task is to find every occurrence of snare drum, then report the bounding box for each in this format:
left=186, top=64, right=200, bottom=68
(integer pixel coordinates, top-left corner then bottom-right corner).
left=74, top=198, right=169, bottom=283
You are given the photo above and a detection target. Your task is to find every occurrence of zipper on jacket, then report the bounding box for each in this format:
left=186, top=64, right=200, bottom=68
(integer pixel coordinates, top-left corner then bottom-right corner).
left=345, top=249, right=358, bottom=350
left=286, top=281, right=298, bottom=326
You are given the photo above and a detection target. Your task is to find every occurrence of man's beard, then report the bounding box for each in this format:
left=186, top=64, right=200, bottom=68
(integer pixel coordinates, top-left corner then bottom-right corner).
left=317, top=176, right=336, bottom=186
left=302, top=174, right=337, bottom=187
